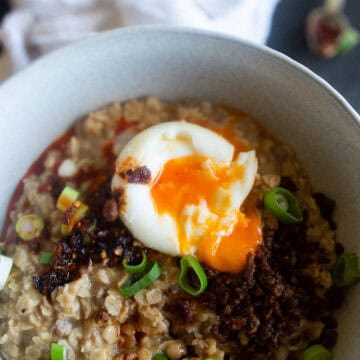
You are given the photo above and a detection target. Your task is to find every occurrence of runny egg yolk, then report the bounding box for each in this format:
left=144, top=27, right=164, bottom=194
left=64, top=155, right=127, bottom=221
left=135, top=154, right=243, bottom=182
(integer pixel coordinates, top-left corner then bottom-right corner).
left=150, top=155, right=262, bottom=273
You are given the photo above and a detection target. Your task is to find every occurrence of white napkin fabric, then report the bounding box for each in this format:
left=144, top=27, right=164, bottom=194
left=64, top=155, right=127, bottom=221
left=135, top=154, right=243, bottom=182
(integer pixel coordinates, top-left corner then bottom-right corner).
left=1, top=0, right=280, bottom=71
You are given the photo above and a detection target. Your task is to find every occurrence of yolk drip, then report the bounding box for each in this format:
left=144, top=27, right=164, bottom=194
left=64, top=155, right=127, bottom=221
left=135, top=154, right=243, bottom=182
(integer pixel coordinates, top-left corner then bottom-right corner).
left=196, top=210, right=261, bottom=272
left=150, top=155, right=262, bottom=273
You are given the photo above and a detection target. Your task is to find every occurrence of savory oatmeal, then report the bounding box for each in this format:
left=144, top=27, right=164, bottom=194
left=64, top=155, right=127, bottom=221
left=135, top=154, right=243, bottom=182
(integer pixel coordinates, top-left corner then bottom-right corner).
left=0, top=97, right=354, bottom=360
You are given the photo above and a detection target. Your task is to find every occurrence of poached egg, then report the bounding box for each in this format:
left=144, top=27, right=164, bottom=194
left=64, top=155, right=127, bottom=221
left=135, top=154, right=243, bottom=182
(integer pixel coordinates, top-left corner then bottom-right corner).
left=112, top=121, right=262, bottom=273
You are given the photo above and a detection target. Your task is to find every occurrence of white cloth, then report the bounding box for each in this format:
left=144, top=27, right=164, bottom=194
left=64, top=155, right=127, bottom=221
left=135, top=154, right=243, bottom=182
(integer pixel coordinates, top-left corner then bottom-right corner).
left=1, top=0, right=280, bottom=71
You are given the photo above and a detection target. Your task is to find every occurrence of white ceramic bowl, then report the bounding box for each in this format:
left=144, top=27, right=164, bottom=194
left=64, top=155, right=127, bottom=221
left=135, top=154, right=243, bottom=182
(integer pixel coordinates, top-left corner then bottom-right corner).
left=0, top=27, right=359, bottom=358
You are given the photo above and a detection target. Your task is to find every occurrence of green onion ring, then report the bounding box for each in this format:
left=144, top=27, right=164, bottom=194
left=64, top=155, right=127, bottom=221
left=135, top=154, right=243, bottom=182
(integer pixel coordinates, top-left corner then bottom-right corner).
left=264, top=187, right=303, bottom=224
left=15, top=214, right=44, bottom=241
left=51, top=343, right=66, bottom=360
left=300, top=344, right=331, bottom=360
left=332, top=253, right=360, bottom=287
left=120, top=261, right=161, bottom=298
left=56, top=185, right=80, bottom=212
left=122, top=250, right=147, bottom=274
left=178, top=255, right=208, bottom=296
left=39, top=252, right=54, bottom=264
left=153, top=353, right=168, bottom=360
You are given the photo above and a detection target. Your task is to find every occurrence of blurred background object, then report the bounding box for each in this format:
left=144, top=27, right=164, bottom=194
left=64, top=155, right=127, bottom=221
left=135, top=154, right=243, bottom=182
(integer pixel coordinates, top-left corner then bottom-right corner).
left=306, top=0, right=359, bottom=58
left=0, top=0, right=359, bottom=111
left=268, top=0, right=360, bottom=113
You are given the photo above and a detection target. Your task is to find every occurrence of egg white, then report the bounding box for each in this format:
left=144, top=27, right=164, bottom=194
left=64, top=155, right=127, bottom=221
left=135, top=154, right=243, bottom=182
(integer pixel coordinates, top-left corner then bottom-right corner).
left=112, top=121, right=258, bottom=256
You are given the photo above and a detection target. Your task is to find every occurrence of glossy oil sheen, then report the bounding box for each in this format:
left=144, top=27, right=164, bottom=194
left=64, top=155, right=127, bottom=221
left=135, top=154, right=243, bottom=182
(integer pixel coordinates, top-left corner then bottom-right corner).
left=0, top=27, right=359, bottom=358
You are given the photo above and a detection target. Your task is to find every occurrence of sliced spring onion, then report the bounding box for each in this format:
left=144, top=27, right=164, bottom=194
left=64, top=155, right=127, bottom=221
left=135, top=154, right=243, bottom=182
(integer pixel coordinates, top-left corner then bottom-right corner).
left=153, top=353, right=168, bottom=360
left=332, top=253, right=360, bottom=287
left=264, top=187, right=303, bottom=224
left=61, top=201, right=89, bottom=236
left=300, top=344, right=331, bottom=360
left=15, top=214, right=44, bottom=241
left=120, top=261, right=161, bottom=298
left=56, top=186, right=80, bottom=212
left=0, top=255, right=13, bottom=290
left=123, top=250, right=147, bottom=273
left=51, top=343, right=66, bottom=360
left=178, top=255, right=208, bottom=296
left=39, top=252, right=54, bottom=264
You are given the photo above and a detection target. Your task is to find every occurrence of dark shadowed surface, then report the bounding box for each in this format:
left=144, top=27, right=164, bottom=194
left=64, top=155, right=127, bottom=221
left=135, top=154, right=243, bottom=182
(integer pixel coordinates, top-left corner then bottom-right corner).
left=268, top=0, right=360, bottom=113
left=0, top=0, right=10, bottom=22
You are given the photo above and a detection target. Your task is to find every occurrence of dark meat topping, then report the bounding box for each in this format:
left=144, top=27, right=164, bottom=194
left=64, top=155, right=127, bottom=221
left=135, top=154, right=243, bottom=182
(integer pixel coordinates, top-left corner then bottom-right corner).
left=313, top=192, right=336, bottom=230
left=33, top=222, right=136, bottom=298
left=33, top=174, right=138, bottom=298
left=33, top=231, right=86, bottom=297
left=124, top=245, right=144, bottom=265
left=166, top=298, right=198, bottom=324
left=124, top=166, right=151, bottom=184
left=279, top=176, right=298, bottom=193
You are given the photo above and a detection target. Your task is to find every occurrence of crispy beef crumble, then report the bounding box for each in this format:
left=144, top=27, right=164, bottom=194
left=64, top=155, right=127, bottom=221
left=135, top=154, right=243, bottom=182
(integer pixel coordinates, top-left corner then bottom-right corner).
left=279, top=176, right=298, bottom=193
left=33, top=174, right=138, bottom=298
left=123, top=165, right=151, bottom=184
left=313, top=192, right=337, bottom=230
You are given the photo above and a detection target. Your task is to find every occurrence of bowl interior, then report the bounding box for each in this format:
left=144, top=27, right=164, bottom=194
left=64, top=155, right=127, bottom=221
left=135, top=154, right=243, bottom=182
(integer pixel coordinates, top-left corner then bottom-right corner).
left=0, top=27, right=359, bottom=358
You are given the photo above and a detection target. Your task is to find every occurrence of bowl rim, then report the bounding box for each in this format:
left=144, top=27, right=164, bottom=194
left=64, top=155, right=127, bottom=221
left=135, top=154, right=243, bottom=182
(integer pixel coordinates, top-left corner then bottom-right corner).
left=1, top=26, right=360, bottom=359
left=1, top=25, right=359, bottom=131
